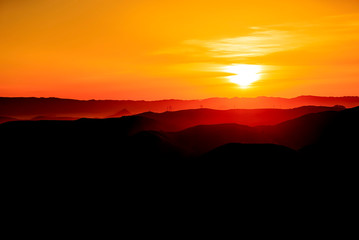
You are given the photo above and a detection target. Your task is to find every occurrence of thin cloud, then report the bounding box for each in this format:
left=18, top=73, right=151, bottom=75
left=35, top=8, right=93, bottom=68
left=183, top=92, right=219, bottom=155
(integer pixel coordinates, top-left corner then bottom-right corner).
left=184, top=30, right=302, bottom=59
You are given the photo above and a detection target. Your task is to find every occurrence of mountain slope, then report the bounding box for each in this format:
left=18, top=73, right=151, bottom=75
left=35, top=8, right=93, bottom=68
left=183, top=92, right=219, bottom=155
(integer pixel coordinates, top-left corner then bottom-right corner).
left=1, top=105, right=358, bottom=160
left=138, top=105, right=345, bottom=131
left=0, top=96, right=357, bottom=119
left=165, top=123, right=272, bottom=156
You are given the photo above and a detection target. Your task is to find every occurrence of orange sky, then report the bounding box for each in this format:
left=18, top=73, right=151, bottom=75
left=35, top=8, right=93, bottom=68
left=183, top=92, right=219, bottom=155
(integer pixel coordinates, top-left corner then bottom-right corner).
left=1, top=0, right=359, bottom=100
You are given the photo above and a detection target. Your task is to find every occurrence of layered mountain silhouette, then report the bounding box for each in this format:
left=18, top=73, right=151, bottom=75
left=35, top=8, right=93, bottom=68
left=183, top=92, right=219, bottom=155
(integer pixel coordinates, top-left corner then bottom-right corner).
left=138, top=105, right=345, bottom=131
left=0, top=96, right=356, bottom=120
left=1, top=104, right=358, bottom=159
left=2, top=103, right=359, bottom=198
left=164, top=124, right=271, bottom=156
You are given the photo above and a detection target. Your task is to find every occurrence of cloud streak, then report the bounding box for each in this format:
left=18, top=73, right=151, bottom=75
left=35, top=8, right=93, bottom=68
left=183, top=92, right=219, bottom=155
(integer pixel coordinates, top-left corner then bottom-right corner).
left=157, top=13, right=359, bottom=63
left=184, top=30, right=300, bottom=59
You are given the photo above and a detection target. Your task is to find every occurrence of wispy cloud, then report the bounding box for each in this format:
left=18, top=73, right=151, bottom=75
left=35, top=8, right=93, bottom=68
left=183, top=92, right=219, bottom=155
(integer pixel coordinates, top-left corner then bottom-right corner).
left=156, top=13, right=359, bottom=62
left=264, top=13, right=359, bottom=40
left=184, top=30, right=300, bottom=59
left=153, top=13, right=359, bottom=70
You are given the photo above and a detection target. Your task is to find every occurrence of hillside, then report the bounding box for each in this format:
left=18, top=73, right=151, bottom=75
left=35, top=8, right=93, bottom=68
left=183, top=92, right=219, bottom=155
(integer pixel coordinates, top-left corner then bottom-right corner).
left=0, top=96, right=357, bottom=119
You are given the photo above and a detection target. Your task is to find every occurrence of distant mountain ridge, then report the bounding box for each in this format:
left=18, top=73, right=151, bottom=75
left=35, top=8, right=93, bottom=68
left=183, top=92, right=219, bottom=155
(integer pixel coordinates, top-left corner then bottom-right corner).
left=0, top=96, right=358, bottom=118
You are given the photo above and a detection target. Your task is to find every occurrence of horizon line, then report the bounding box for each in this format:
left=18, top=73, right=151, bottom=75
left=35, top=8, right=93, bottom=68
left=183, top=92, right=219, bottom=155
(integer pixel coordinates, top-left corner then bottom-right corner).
left=1, top=95, right=359, bottom=102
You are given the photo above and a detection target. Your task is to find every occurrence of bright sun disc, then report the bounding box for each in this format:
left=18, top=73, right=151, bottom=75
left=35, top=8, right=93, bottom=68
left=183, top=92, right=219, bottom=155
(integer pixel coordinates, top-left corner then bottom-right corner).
left=224, top=64, right=262, bottom=88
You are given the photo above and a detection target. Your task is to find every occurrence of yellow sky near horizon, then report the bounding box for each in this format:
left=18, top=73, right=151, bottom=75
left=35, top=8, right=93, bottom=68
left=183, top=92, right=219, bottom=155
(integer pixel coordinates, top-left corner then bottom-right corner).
left=0, top=0, right=359, bottom=100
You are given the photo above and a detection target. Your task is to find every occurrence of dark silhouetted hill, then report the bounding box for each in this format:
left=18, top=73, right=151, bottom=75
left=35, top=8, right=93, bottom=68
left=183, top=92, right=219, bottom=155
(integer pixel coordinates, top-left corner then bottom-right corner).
left=30, top=116, right=78, bottom=121
left=0, top=96, right=357, bottom=119
left=127, top=131, right=184, bottom=161
left=139, top=105, right=345, bottom=131
left=298, top=106, right=359, bottom=159
left=0, top=115, right=162, bottom=159
left=198, top=143, right=299, bottom=175
left=1, top=105, right=358, bottom=160
left=0, top=116, right=18, bottom=124
left=164, top=124, right=272, bottom=156
left=254, top=105, right=359, bottom=152
left=1, top=104, right=359, bottom=207
left=1, top=105, right=358, bottom=169
left=2, top=102, right=358, bottom=222
left=257, top=110, right=339, bottom=149
left=201, top=143, right=297, bottom=160
left=107, top=109, right=131, bottom=118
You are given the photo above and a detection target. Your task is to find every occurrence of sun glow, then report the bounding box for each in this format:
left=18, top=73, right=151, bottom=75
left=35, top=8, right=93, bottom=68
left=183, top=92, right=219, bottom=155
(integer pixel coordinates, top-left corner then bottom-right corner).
left=224, top=64, right=263, bottom=88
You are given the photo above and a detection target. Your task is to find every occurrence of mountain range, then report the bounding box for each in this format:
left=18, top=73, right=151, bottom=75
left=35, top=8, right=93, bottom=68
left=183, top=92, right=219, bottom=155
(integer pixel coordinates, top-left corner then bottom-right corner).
left=2, top=101, right=359, bottom=201
left=1, top=104, right=358, bottom=159
left=0, top=96, right=358, bottom=120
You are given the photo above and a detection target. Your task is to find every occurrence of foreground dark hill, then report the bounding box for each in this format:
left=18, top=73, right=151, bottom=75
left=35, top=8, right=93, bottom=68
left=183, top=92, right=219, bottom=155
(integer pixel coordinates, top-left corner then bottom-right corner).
left=3, top=108, right=358, bottom=225
left=191, top=106, right=359, bottom=158
left=0, top=115, right=163, bottom=161
left=0, top=96, right=358, bottom=120
left=164, top=124, right=271, bottom=156
left=257, top=110, right=340, bottom=149
left=201, top=143, right=298, bottom=162
left=159, top=106, right=358, bottom=153
left=1, top=104, right=359, bottom=205
left=299, top=106, right=359, bottom=159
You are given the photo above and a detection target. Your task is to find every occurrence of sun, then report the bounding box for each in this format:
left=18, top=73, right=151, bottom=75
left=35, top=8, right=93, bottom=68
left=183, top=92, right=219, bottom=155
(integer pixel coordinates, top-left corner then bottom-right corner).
left=223, top=64, right=263, bottom=88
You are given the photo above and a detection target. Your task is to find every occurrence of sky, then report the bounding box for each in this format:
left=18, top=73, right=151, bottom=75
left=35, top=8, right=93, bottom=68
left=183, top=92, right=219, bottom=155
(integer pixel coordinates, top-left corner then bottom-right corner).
left=0, top=0, right=359, bottom=100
